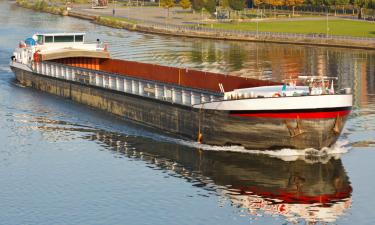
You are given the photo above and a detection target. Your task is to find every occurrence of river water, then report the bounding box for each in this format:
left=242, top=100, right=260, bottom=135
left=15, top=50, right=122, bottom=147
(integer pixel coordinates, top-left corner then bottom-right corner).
left=1, top=1, right=375, bottom=224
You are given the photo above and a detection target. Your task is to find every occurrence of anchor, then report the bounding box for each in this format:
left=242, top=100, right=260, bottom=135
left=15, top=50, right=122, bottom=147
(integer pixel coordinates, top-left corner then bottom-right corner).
left=285, top=116, right=305, bottom=137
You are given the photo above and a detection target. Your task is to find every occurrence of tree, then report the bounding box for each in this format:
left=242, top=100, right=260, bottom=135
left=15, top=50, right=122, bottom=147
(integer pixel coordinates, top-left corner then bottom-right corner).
left=284, top=0, right=305, bottom=16
left=204, top=0, right=217, bottom=13
left=253, top=0, right=266, bottom=18
left=330, top=0, right=349, bottom=15
left=265, top=0, right=284, bottom=7
left=354, top=0, right=369, bottom=18
left=218, top=0, right=230, bottom=18
left=253, top=0, right=266, bottom=7
left=192, top=0, right=205, bottom=11
left=180, top=0, right=192, bottom=9
left=228, top=0, right=246, bottom=11
left=368, top=0, right=375, bottom=9
left=220, top=0, right=230, bottom=8
left=160, top=0, right=175, bottom=17
left=266, top=0, right=283, bottom=17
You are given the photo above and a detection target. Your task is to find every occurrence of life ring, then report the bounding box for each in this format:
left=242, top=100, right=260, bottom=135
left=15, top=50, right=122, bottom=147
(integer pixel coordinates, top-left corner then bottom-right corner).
left=272, top=92, right=281, bottom=98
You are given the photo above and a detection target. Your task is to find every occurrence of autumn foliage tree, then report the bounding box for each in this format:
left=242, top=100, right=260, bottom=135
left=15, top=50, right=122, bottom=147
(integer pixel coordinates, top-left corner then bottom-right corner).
left=253, top=0, right=266, bottom=17
left=160, top=0, right=175, bottom=17
left=266, top=0, right=284, bottom=7
left=253, top=0, right=307, bottom=17
left=253, top=0, right=266, bottom=7
left=251, top=0, right=374, bottom=18
left=284, top=0, right=305, bottom=16
left=265, top=0, right=283, bottom=17
left=179, top=0, right=191, bottom=9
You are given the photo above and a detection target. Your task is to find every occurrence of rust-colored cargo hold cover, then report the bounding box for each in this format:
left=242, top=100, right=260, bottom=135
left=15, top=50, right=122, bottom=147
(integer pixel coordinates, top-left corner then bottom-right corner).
left=54, top=57, right=280, bottom=92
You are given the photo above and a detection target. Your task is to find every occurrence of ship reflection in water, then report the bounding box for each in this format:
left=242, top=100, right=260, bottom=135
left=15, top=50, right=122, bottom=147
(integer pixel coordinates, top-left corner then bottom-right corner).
left=77, top=129, right=352, bottom=224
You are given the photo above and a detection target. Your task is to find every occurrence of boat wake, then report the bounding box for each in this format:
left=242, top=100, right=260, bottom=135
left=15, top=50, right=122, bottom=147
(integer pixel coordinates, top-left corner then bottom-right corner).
left=169, top=137, right=350, bottom=163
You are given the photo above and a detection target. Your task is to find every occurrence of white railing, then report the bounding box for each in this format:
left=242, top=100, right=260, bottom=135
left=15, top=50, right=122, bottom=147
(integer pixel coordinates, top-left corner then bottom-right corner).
left=33, top=61, right=223, bottom=106
left=130, top=18, right=375, bottom=44
left=70, top=10, right=375, bottom=45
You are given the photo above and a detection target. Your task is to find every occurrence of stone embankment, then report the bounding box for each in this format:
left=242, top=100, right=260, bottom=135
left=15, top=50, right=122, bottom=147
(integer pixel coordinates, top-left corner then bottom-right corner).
left=15, top=1, right=375, bottom=50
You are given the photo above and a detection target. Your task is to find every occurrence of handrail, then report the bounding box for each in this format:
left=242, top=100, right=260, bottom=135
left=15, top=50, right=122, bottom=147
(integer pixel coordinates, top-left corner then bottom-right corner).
left=118, top=16, right=375, bottom=43
left=38, top=61, right=222, bottom=96
left=32, top=61, right=223, bottom=106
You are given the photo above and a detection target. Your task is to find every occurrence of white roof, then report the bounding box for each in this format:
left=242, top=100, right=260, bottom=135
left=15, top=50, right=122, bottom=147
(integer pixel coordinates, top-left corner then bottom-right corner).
left=36, top=33, right=86, bottom=36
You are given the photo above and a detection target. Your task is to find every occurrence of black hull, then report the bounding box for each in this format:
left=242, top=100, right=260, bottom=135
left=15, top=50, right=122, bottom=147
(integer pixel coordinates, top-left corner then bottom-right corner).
left=11, top=67, right=348, bottom=150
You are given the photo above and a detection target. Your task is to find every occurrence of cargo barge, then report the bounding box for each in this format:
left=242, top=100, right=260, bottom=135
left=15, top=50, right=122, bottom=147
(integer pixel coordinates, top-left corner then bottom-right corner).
left=10, top=33, right=353, bottom=150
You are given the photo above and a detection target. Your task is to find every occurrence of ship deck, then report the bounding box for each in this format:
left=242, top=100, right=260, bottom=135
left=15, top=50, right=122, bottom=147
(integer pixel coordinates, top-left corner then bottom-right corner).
left=51, top=57, right=281, bottom=93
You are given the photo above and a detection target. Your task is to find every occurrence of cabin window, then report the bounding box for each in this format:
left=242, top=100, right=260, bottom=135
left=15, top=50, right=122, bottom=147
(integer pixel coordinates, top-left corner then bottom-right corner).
left=54, top=35, right=74, bottom=42
left=37, top=35, right=44, bottom=44
left=74, top=35, right=84, bottom=42
left=45, top=36, right=53, bottom=43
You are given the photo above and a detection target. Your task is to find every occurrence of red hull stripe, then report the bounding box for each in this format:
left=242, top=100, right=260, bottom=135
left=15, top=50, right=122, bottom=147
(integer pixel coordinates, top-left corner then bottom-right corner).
left=234, top=186, right=352, bottom=204
left=231, top=110, right=351, bottom=119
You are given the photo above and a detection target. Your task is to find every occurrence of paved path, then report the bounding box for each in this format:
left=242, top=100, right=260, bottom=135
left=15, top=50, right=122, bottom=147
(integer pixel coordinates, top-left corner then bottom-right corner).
left=70, top=4, right=374, bottom=25
left=71, top=4, right=209, bottom=25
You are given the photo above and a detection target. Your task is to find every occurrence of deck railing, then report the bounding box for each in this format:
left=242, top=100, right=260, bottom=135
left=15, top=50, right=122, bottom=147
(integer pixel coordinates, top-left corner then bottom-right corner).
left=32, top=61, right=223, bottom=106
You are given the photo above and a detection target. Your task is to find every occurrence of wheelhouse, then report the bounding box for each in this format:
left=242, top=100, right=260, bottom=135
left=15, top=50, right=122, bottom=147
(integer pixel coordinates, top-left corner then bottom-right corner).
left=36, top=33, right=85, bottom=45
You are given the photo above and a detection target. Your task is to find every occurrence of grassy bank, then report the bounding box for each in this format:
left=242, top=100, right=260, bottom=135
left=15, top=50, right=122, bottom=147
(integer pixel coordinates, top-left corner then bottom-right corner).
left=16, top=0, right=67, bottom=15
left=95, top=16, right=137, bottom=29
left=98, top=16, right=137, bottom=25
left=206, top=19, right=375, bottom=38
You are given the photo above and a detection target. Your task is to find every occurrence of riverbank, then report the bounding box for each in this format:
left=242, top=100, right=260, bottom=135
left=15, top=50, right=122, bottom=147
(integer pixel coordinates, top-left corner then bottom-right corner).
left=15, top=1, right=375, bottom=50
left=16, top=0, right=68, bottom=16
left=207, top=19, right=375, bottom=38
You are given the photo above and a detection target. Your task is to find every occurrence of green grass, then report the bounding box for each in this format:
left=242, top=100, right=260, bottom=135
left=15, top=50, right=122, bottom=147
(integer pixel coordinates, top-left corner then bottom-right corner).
left=205, top=19, right=375, bottom=38
left=16, top=0, right=66, bottom=15
left=96, top=16, right=138, bottom=29
left=100, top=16, right=138, bottom=24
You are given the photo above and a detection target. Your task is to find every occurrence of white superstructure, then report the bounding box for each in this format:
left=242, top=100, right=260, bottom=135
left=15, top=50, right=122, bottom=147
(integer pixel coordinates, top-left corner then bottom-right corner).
left=12, top=33, right=107, bottom=66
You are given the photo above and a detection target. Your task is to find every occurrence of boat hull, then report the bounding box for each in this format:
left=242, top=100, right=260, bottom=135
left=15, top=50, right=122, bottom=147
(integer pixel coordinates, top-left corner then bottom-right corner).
left=11, top=66, right=349, bottom=150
